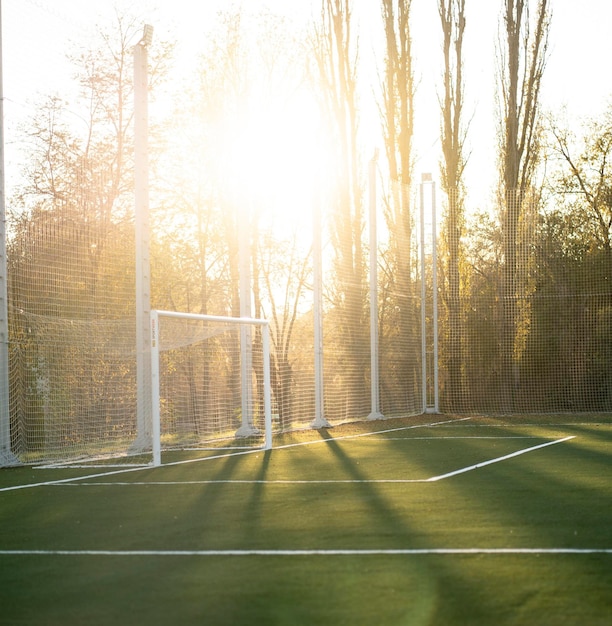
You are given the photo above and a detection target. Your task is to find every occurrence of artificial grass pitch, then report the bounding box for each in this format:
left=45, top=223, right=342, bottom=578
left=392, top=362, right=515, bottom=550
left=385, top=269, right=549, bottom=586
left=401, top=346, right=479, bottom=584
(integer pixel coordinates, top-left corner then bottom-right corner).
left=0, top=414, right=610, bottom=625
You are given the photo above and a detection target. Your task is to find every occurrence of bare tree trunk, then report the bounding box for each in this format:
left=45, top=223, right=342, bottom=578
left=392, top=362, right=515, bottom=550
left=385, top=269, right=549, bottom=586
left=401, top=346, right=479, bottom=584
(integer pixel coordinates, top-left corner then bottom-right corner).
left=380, top=0, right=418, bottom=413
left=498, top=0, right=550, bottom=410
left=439, top=0, right=467, bottom=410
left=314, top=0, right=367, bottom=420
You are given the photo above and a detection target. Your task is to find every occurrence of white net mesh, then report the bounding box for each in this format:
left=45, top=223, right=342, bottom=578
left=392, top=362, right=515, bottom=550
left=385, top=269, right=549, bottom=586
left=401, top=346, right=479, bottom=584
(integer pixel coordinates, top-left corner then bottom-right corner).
left=8, top=211, right=137, bottom=464
left=11, top=314, right=136, bottom=463
left=155, top=314, right=268, bottom=452
left=436, top=187, right=612, bottom=413
left=2, top=2, right=610, bottom=467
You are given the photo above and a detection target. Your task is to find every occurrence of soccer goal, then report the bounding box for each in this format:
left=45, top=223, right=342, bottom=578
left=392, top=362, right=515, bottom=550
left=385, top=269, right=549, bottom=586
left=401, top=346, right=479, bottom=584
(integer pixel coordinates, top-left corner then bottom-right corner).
left=150, top=310, right=273, bottom=466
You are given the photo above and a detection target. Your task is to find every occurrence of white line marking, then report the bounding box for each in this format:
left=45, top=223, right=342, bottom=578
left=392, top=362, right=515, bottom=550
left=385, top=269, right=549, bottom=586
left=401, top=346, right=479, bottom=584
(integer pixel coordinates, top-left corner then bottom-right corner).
left=0, top=447, right=262, bottom=493
left=0, top=417, right=471, bottom=493
left=426, top=436, right=575, bottom=481
left=437, top=422, right=610, bottom=428
left=48, top=436, right=575, bottom=487
left=0, top=548, right=609, bottom=556
left=365, top=436, right=539, bottom=441
left=55, top=479, right=430, bottom=486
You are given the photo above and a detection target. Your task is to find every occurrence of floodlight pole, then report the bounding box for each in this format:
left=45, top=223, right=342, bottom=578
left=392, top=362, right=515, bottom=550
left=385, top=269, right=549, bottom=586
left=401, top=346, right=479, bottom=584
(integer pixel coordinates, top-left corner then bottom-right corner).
left=0, top=1, right=19, bottom=466
left=367, top=150, right=383, bottom=420
left=133, top=26, right=154, bottom=451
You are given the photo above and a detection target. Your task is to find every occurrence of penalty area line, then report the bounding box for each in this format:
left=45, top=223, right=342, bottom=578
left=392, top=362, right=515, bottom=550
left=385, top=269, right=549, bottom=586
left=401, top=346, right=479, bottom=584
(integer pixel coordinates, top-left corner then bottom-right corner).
left=0, top=416, right=472, bottom=493
left=0, top=547, right=610, bottom=557
left=46, top=436, right=577, bottom=487
left=427, top=436, right=575, bottom=482
left=54, top=435, right=576, bottom=487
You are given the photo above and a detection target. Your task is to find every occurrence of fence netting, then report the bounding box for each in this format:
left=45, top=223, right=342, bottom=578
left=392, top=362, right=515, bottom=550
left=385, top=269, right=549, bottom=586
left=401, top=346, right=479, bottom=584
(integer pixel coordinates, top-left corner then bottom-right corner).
left=2, top=2, right=611, bottom=466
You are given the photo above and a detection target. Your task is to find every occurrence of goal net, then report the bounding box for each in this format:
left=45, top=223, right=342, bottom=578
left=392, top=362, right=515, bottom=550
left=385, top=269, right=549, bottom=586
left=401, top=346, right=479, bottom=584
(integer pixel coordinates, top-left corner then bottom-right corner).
left=10, top=310, right=272, bottom=468
left=150, top=311, right=273, bottom=466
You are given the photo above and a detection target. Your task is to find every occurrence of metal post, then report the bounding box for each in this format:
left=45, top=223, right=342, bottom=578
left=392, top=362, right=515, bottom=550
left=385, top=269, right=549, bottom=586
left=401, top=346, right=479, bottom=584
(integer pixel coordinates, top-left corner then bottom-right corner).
left=133, top=26, right=154, bottom=451
left=431, top=180, right=439, bottom=413
left=150, top=310, right=161, bottom=466
left=420, top=173, right=439, bottom=414
left=311, top=186, right=330, bottom=429
left=420, top=179, right=427, bottom=412
left=367, top=150, right=383, bottom=420
left=235, top=200, right=258, bottom=438
left=262, top=323, right=273, bottom=450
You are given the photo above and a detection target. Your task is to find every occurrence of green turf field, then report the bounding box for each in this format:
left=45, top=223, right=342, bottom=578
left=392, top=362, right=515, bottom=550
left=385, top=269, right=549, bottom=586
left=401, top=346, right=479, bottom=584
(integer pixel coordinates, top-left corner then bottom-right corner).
left=1, top=414, right=611, bottom=625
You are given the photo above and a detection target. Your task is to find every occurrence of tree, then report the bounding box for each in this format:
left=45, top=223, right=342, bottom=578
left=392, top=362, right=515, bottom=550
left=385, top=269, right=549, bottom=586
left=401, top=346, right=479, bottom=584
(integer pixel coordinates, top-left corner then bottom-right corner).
left=9, top=13, right=172, bottom=321
left=7, top=13, right=172, bottom=455
left=497, top=0, right=550, bottom=409
left=313, top=0, right=369, bottom=420
left=256, top=231, right=312, bottom=427
left=549, top=107, right=612, bottom=269
left=155, top=9, right=320, bottom=429
left=154, top=10, right=250, bottom=316
left=379, top=0, right=419, bottom=414
left=533, top=106, right=612, bottom=410
left=438, top=0, right=468, bottom=409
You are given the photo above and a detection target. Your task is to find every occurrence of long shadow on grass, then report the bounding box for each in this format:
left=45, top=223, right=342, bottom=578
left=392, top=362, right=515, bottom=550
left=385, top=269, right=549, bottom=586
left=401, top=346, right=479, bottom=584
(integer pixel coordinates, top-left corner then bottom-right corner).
left=555, top=423, right=612, bottom=454
left=459, top=425, right=612, bottom=547
left=381, top=421, right=612, bottom=546
left=240, top=449, right=272, bottom=542
left=308, top=428, right=419, bottom=548
left=179, top=446, right=281, bottom=550
left=175, top=450, right=267, bottom=550
left=377, top=421, right=612, bottom=623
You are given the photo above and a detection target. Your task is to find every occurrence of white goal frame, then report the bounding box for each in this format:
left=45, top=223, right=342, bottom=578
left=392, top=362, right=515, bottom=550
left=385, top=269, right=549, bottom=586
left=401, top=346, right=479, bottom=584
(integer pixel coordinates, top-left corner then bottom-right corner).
left=150, top=310, right=273, bottom=466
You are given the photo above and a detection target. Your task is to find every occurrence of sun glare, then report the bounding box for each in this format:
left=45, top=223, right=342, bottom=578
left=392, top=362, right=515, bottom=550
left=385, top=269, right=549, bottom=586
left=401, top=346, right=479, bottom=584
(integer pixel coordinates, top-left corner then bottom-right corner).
left=228, top=90, right=330, bottom=227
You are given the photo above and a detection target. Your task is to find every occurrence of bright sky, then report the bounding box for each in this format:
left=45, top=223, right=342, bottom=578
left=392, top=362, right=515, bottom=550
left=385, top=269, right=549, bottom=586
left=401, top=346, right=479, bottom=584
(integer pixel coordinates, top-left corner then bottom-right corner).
left=3, top=0, right=612, bottom=209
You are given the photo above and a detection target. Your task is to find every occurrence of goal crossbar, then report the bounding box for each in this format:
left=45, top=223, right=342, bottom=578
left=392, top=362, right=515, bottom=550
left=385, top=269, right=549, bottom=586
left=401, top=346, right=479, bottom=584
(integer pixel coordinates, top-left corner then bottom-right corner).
left=150, top=310, right=273, bottom=466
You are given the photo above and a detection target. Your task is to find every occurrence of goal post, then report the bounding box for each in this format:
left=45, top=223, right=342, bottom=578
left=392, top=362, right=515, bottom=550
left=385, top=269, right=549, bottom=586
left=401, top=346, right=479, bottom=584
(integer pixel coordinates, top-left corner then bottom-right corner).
left=150, top=310, right=273, bottom=466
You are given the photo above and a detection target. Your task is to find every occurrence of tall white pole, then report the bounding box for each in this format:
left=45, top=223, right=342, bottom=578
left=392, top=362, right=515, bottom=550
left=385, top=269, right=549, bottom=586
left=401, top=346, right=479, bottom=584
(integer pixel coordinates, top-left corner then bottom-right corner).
left=431, top=181, right=439, bottom=413
left=261, top=323, right=273, bottom=450
left=235, top=201, right=258, bottom=437
left=0, top=0, right=18, bottom=466
left=150, top=310, right=161, bottom=466
left=311, top=184, right=330, bottom=429
left=420, top=179, right=427, bottom=412
left=133, top=26, right=153, bottom=451
left=367, top=150, right=383, bottom=420
left=420, top=173, right=439, bottom=414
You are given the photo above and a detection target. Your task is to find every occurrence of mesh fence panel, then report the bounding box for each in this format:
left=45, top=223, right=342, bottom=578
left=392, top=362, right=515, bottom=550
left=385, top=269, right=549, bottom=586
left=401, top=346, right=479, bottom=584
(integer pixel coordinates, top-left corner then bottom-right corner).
left=438, top=188, right=612, bottom=413
left=3, top=2, right=611, bottom=467
left=8, top=214, right=137, bottom=463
